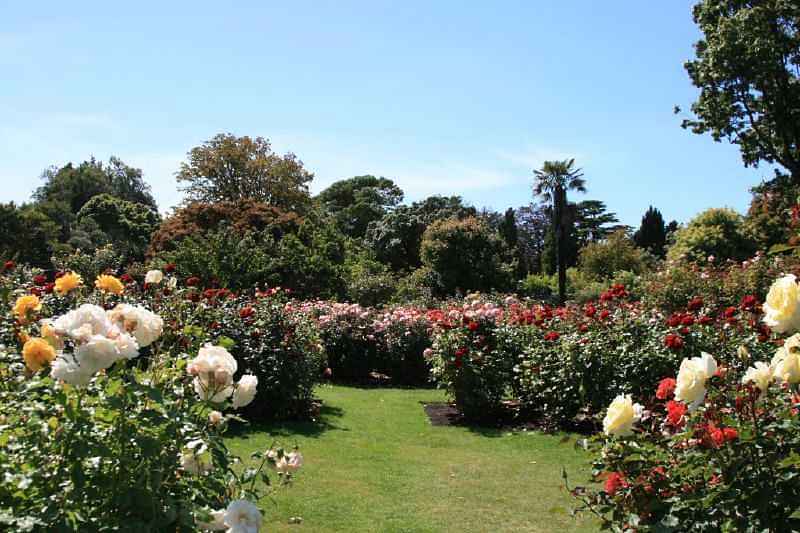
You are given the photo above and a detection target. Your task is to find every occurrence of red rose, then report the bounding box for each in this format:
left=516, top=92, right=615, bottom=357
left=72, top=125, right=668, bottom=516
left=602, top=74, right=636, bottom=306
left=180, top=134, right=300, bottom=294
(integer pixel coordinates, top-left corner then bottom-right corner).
left=666, top=400, right=687, bottom=428
left=664, top=333, right=684, bottom=351
left=203, top=289, right=218, bottom=299
left=544, top=331, right=560, bottom=342
left=33, top=274, right=48, bottom=286
left=740, top=295, right=758, bottom=311
left=455, top=347, right=468, bottom=357
left=656, top=377, right=676, bottom=400
left=687, top=297, right=703, bottom=311
left=3, top=260, right=15, bottom=271
left=30, top=287, right=43, bottom=296
left=680, top=315, right=695, bottom=326
left=164, top=263, right=176, bottom=273
left=44, top=282, right=55, bottom=294
left=723, top=306, right=737, bottom=318
left=604, top=472, right=627, bottom=495
left=584, top=304, right=596, bottom=318
left=599, top=309, right=610, bottom=320
left=667, top=314, right=683, bottom=327
left=722, top=427, right=738, bottom=442
left=239, top=306, right=255, bottom=319
left=579, top=324, right=589, bottom=333
left=186, top=276, right=201, bottom=287
left=698, top=315, right=714, bottom=326
left=120, top=273, right=134, bottom=284
left=467, top=321, right=479, bottom=332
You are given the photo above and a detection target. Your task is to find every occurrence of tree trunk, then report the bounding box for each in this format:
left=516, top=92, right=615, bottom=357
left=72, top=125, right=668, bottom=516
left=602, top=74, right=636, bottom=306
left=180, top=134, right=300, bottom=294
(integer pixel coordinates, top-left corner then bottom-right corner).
left=555, top=186, right=567, bottom=304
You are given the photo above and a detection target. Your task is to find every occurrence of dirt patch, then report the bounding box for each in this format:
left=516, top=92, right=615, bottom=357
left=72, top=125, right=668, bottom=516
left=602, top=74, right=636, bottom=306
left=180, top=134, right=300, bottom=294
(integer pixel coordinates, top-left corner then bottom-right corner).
left=422, top=402, right=463, bottom=426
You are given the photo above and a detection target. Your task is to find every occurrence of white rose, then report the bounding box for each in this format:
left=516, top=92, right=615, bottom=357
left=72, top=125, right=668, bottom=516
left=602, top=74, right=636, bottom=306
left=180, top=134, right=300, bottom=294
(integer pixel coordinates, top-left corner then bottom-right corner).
left=742, top=361, right=772, bottom=393
left=763, top=274, right=800, bottom=333
left=602, top=394, right=643, bottom=436
left=223, top=499, right=262, bottom=533
left=108, top=304, right=163, bottom=347
left=144, top=269, right=164, bottom=285
left=77, top=334, right=121, bottom=372
left=232, top=374, right=258, bottom=408
left=675, top=352, right=717, bottom=410
left=193, top=376, right=234, bottom=403
left=51, top=354, right=94, bottom=387
left=114, top=332, right=140, bottom=360
left=771, top=334, right=800, bottom=384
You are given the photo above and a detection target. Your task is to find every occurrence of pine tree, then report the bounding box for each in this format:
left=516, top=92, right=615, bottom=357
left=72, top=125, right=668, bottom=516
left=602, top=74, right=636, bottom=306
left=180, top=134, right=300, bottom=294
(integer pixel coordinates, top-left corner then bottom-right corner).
left=633, top=206, right=667, bottom=257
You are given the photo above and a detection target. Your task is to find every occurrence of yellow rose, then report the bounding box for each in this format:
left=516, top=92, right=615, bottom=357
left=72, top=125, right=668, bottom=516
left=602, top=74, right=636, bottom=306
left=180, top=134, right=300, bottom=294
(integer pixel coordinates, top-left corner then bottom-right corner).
left=22, top=337, right=56, bottom=372
left=13, top=294, right=41, bottom=323
left=602, top=394, right=643, bottom=436
left=95, top=274, right=125, bottom=295
left=675, top=352, right=717, bottom=410
left=771, top=334, right=800, bottom=384
left=763, top=274, right=800, bottom=334
left=742, top=361, right=772, bottom=393
left=41, top=321, right=64, bottom=351
left=54, top=271, right=83, bottom=296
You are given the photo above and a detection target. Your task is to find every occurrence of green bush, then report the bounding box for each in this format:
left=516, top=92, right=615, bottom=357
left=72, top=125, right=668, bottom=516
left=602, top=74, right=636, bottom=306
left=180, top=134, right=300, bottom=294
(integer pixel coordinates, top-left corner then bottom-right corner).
left=420, top=216, right=514, bottom=295
left=666, top=208, right=755, bottom=263
left=578, top=230, right=649, bottom=280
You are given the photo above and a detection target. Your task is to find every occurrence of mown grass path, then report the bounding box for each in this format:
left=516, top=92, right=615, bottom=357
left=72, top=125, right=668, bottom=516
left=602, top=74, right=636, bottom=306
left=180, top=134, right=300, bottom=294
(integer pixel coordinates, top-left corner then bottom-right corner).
left=227, top=385, right=598, bottom=532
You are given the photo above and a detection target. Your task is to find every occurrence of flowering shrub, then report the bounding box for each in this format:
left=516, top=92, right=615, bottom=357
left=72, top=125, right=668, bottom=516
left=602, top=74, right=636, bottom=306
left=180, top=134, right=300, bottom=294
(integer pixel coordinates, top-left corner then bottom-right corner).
left=0, top=271, right=302, bottom=530
left=570, top=274, right=800, bottom=531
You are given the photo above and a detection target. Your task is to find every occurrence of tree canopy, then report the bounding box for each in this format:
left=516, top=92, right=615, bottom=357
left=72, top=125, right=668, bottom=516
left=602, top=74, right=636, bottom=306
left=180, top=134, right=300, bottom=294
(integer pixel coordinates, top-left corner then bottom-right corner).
left=682, top=0, right=800, bottom=181
left=317, top=175, right=404, bottom=238
left=176, top=133, right=313, bottom=212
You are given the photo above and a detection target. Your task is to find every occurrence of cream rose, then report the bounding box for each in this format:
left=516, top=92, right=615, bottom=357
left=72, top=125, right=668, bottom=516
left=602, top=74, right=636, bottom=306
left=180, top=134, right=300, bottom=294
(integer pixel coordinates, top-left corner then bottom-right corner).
left=223, top=500, right=262, bottom=533
left=674, top=352, right=717, bottom=410
left=602, top=394, right=643, bottom=436
left=232, top=374, right=258, bottom=408
left=742, top=361, right=772, bottom=393
left=763, top=274, right=800, bottom=334
left=144, top=269, right=164, bottom=285
left=771, top=333, right=800, bottom=384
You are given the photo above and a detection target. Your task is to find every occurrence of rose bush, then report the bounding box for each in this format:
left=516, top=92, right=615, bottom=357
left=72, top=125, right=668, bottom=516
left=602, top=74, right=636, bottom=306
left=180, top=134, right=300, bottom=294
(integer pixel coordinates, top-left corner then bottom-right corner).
left=0, top=270, right=303, bottom=531
left=570, top=274, right=800, bottom=531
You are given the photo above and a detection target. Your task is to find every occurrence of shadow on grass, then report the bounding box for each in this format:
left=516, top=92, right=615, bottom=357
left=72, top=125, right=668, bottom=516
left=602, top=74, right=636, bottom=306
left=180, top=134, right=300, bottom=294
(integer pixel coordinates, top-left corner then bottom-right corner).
left=228, top=402, right=347, bottom=440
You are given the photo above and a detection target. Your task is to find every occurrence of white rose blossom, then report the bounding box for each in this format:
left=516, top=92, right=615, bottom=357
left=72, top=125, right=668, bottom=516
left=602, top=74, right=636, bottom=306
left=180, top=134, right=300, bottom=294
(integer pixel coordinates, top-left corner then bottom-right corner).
left=144, top=269, right=164, bottom=285
left=223, top=499, right=262, bottom=533
left=771, top=334, right=800, bottom=384
left=762, top=274, right=800, bottom=333
left=189, top=345, right=238, bottom=402
left=276, top=450, right=303, bottom=474
left=742, top=361, right=772, bottom=394
left=602, top=394, right=643, bottom=436
left=232, top=375, right=258, bottom=408
left=674, top=352, right=717, bottom=411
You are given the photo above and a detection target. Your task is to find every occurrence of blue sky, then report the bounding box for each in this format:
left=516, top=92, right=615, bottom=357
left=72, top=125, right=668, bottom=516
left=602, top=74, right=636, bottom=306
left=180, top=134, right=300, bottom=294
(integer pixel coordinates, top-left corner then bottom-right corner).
left=0, top=1, right=774, bottom=226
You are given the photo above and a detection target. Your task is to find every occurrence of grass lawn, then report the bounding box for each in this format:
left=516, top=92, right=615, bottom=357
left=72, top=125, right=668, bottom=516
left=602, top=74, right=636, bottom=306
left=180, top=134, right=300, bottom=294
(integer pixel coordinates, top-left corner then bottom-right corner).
left=226, top=385, right=598, bottom=532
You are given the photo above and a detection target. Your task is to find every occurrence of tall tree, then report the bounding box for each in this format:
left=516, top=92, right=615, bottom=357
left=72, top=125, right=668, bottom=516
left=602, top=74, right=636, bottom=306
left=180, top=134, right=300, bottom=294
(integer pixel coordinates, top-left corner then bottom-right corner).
left=681, top=0, right=800, bottom=182
left=574, top=200, right=619, bottom=247
left=516, top=203, right=550, bottom=275
left=633, top=206, right=668, bottom=257
left=176, top=133, right=313, bottom=212
left=317, top=175, right=403, bottom=238
left=533, top=159, right=587, bottom=303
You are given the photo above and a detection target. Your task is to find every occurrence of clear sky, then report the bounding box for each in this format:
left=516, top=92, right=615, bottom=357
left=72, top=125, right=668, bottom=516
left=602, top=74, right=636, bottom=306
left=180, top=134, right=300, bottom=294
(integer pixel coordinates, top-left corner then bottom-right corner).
left=0, top=1, right=775, bottom=226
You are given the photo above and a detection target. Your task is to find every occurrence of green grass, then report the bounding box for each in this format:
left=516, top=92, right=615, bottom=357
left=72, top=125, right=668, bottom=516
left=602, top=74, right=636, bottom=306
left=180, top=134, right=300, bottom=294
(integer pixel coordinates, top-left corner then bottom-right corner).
left=226, top=385, right=599, bottom=532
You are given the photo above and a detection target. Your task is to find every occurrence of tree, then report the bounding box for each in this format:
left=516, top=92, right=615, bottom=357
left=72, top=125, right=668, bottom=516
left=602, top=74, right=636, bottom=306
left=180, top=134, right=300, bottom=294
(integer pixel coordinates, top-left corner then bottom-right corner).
left=574, top=200, right=619, bottom=247
left=633, top=206, right=668, bottom=257
left=681, top=1, right=800, bottom=182
left=533, top=159, right=587, bottom=303
left=317, top=175, right=404, bottom=238
left=516, top=203, right=551, bottom=275
left=35, top=157, right=157, bottom=213
left=420, top=216, right=513, bottom=295
left=77, top=194, right=161, bottom=261
left=578, top=230, right=648, bottom=280
left=176, top=133, right=313, bottom=212
left=365, top=195, right=477, bottom=271
left=666, top=208, right=755, bottom=263
left=744, top=173, right=800, bottom=251
left=0, top=203, right=62, bottom=267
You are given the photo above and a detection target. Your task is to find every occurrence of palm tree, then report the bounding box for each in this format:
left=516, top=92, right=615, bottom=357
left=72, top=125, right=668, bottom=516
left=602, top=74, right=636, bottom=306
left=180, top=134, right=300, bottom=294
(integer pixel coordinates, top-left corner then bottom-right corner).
left=533, top=159, right=587, bottom=304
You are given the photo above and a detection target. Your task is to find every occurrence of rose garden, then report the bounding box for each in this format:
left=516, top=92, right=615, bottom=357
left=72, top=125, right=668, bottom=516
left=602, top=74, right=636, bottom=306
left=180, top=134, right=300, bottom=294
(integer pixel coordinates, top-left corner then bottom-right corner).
left=4, top=2, right=800, bottom=532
